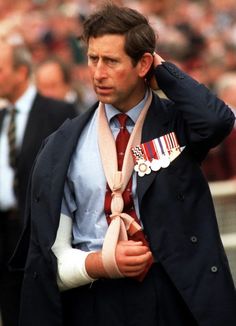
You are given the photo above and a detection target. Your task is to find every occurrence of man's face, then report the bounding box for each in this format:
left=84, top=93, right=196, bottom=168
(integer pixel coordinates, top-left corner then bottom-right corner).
left=36, top=62, right=69, bottom=100
left=0, top=46, right=19, bottom=102
left=87, top=34, right=145, bottom=112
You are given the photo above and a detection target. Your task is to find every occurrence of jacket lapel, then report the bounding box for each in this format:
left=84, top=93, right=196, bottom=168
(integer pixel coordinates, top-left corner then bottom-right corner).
left=137, top=93, right=169, bottom=204
left=20, top=94, right=42, bottom=153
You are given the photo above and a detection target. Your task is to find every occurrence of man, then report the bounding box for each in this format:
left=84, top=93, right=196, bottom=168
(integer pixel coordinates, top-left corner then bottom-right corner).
left=0, top=42, right=77, bottom=326
left=12, top=4, right=236, bottom=326
left=35, top=57, right=86, bottom=113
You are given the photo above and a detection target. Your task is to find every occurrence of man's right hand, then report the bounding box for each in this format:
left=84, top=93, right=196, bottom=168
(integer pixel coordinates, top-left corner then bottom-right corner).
left=115, top=240, right=152, bottom=278
left=85, top=241, right=152, bottom=279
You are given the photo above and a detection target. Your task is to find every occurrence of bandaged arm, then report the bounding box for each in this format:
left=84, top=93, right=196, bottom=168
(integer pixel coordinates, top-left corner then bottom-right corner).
left=51, top=213, right=96, bottom=291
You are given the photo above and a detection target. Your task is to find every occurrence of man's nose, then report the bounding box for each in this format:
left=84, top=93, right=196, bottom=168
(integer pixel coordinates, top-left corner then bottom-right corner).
left=94, top=61, right=107, bottom=81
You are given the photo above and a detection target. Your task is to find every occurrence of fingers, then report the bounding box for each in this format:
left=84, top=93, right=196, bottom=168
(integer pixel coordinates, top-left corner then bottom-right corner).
left=118, top=252, right=152, bottom=277
left=115, top=241, right=153, bottom=277
left=148, top=52, right=165, bottom=90
left=118, top=240, right=143, bottom=246
left=152, top=52, right=165, bottom=67
left=124, top=251, right=152, bottom=267
left=116, top=241, right=150, bottom=258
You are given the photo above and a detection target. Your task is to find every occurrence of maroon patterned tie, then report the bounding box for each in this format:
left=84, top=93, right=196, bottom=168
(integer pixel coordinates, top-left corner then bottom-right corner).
left=104, top=113, right=153, bottom=280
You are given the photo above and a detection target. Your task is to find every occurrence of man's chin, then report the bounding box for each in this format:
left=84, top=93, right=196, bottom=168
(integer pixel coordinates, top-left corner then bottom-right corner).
left=96, top=94, right=113, bottom=104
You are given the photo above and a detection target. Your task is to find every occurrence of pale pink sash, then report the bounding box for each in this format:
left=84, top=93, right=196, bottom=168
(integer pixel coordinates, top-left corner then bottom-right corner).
left=97, top=90, right=153, bottom=277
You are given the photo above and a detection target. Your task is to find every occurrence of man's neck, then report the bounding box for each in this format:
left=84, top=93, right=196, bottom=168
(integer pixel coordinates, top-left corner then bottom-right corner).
left=10, top=80, right=30, bottom=104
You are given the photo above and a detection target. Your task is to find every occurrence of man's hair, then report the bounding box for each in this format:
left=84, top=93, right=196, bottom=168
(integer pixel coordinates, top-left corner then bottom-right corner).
left=82, top=2, right=156, bottom=65
left=12, top=45, right=32, bottom=77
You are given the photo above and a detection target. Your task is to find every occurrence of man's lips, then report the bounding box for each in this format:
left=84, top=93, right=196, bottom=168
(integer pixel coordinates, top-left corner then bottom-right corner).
left=95, top=86, right=113, bottom=94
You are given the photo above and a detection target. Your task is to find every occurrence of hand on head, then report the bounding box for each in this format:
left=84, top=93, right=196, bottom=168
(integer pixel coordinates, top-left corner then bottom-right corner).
left=148, top=52, right=165, bottom=90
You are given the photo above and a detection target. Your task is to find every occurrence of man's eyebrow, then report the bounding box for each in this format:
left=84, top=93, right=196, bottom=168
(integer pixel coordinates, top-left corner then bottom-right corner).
left=102, top=55, right=119, bottom=61
left=88, top=52, right=119, bottom=59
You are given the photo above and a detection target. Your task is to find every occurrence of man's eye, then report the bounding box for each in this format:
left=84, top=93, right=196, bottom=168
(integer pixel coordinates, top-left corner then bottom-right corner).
left=89, top=56, right=98, bottom=63
left=106, top=58, right=117, bottom=65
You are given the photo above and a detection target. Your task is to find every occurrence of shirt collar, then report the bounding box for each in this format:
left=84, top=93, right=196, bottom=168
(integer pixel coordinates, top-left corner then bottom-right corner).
left=104, top=89, right=149, bottom=125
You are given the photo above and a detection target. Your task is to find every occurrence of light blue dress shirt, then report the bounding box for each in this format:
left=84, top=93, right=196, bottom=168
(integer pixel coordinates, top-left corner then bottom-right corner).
left=0, top=85, right=37, bottom=210
left=61, top=91, right=149, bottom=252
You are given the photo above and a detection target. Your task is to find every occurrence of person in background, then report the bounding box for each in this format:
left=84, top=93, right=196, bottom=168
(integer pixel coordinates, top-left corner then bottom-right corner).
left=215, top=73, right=236, bottom=119
left=35, top=56, right=87, bottom=114
left=12, top=3, right=236, bottom=326
left=0, top=41, right=77, bottom=326
left=202, top=73, right=236, bottom=181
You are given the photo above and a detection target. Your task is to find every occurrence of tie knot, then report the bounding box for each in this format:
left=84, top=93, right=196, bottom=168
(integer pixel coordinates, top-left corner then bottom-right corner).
left=116, top=113, right=128, bottom=129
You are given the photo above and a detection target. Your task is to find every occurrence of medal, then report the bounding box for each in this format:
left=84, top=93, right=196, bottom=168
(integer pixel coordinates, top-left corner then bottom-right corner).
left=134, top=159, right=151, bottom=177
left=150, top=158, right=161, bottom=171
left=159, top=155, right=170, bottom=168
left=132, top=132, right=182, bottom=176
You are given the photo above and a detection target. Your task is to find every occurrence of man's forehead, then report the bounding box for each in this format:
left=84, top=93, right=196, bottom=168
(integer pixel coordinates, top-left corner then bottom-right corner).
left=87, top=35, right=125, bottom=54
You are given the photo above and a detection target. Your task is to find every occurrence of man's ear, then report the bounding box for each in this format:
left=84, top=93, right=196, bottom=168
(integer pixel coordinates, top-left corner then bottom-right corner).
left=137, top=53, right=154, bottom=78
left=16, top=65, right=29, bottom=83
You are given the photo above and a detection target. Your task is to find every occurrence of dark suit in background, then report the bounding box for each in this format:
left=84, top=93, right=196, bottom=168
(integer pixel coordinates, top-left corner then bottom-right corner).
left=0, top=40, right=78, bottom=325
left=15, top=93, right=76, bottom=222
left=0, top=93, right=76, bottom=326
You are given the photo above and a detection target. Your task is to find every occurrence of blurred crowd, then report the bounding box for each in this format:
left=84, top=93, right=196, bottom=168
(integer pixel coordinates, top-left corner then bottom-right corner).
left=1, top=0, right=236, bottom=181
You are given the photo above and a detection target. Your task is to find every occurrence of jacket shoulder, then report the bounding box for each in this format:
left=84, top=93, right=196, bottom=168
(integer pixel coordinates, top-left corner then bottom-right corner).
left=33, top=93, right=77, bottom=118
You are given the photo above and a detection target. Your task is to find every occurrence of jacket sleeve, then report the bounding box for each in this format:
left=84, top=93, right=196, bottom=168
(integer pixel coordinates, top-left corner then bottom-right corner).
left=154, top=62, right=235, bottom=149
